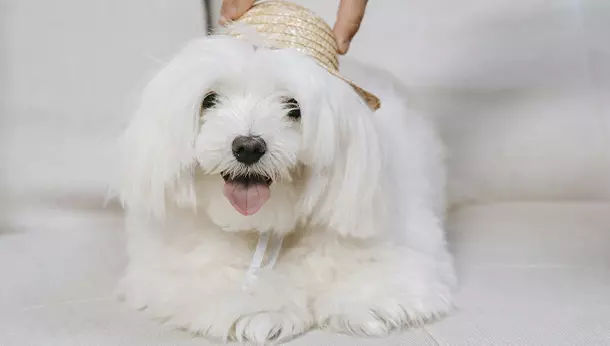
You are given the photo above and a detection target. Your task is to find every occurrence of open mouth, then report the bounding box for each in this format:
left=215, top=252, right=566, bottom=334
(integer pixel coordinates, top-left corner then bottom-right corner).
left=221, top=173, right=272, bottom=186
left=221, top=172, right=272, bottom=216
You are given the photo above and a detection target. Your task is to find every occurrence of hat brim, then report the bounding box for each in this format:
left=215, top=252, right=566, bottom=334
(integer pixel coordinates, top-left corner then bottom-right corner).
left=225, top=0, right=381, bottom=111
left=330, top=71, right=381, bottom=111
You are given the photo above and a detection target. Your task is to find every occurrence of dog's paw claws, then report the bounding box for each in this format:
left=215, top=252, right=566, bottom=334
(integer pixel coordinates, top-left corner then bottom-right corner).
left=319, top=299, right=452, bottom=337
left=229, top=311, right=310, bottom=344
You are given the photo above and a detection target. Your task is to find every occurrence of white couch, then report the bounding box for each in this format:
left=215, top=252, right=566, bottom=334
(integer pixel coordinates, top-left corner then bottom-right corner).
left=2, top=0, right=609, bottom=345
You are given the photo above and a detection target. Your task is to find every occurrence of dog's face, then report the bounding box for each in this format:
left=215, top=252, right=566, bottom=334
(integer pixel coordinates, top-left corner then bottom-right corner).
left=195, top=80, right=303, bottom=217
left=118, top=35, right=384, bottom=237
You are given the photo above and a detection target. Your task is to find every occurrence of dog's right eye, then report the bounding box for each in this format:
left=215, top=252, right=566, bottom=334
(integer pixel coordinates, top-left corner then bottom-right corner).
left=283, top=98, right=301, bottom=120
left=201, top=92, right=219, bottom=111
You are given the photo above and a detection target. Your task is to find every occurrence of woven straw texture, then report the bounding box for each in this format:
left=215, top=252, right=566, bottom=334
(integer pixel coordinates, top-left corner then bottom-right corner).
left=225, top=0, right=381, bottom=110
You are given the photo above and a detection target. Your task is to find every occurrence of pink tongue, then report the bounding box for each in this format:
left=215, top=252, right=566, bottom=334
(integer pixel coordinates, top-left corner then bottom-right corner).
left=223, top=181, right=270, bottom=216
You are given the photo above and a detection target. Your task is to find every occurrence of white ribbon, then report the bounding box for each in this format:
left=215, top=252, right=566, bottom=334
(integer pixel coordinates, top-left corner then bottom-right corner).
left=241, top=232, right=284, bottom=290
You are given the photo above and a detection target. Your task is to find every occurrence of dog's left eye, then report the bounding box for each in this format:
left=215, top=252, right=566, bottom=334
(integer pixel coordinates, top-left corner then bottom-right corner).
left=201, top=92, right=219, bottom=111
left=283, top=98, right=301, bottom=120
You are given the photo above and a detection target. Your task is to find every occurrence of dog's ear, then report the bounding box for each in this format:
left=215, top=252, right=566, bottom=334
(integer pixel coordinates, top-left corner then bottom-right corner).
left=116, top=38, right=227, bottom=218
left=298, top=78, right=386, bottom=238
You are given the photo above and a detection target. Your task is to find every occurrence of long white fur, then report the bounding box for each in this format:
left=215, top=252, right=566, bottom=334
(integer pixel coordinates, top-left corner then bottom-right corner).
left=115, top=33, right=457, bottom=344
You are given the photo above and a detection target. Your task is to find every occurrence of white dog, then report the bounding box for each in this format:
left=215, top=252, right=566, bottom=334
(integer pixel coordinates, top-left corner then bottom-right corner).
left=115, top=24, right=456, bottom=343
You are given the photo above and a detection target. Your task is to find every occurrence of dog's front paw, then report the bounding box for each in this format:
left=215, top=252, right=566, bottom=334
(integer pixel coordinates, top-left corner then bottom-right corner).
left=119, top=270, right=312, bottom=344
left=313, top=251, right=456, bottom=337
left=172, top=289, right=312, bottom=343
left=317, top=295, right=452, bottom=337
left=226, top=310, right=310, bottom=344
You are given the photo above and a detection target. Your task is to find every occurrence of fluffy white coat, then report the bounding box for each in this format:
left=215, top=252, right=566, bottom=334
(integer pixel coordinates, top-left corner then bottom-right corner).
left=115, top=33, right=456, bottom=344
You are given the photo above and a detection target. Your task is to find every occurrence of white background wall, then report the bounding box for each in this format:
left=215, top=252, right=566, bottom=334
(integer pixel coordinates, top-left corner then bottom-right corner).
left=2, top=0, right=609, bottom=209
left=265, top=0, right=610, bottom=204
left=2, top=0, right=207, bottom=203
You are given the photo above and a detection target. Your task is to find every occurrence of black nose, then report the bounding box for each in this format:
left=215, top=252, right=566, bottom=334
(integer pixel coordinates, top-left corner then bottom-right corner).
left=232, top=135, right=267, bottom=165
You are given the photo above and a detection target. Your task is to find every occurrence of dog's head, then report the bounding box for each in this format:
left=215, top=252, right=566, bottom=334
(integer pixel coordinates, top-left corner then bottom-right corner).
left=118, top=35, right=384, bottom=238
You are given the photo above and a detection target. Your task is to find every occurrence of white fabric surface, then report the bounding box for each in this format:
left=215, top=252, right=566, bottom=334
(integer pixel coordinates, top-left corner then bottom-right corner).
left=2, top=0, right=610, bottom=344
left=2, top=202, right=609, bottom=345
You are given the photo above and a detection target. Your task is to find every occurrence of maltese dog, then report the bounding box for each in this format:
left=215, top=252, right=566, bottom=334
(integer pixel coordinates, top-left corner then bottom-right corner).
left=114, top=3, right=456, bottom=343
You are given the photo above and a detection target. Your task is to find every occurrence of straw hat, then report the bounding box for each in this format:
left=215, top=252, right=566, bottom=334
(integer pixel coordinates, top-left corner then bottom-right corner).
left=223, top=0, right=381, bottom=111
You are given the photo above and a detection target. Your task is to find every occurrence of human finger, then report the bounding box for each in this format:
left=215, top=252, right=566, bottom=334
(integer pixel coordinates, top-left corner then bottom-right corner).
left=333, top=0, right=368, bottom=54
left=219, top=0, right=255, bottom=24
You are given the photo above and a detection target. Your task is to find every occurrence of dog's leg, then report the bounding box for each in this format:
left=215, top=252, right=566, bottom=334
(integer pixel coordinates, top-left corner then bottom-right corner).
left=117, top=212, right=313, bottom=343
left=306, top=223, right=456, bottom=337
left=309, top=110, right=457, bottom=336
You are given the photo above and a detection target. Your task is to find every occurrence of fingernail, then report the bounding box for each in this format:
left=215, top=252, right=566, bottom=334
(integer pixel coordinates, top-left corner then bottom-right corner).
left=338, top=41, right=349, bottom=54
left=219, top=3, right=237, bottom=24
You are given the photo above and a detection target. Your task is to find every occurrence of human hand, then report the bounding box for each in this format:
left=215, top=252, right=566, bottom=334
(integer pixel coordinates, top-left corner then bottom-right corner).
left=220, top=0, right=368, bottom=54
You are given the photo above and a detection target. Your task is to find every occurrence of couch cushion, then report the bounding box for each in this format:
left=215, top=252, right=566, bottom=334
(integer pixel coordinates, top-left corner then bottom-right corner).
left=1, top=201, right=608, bottom=345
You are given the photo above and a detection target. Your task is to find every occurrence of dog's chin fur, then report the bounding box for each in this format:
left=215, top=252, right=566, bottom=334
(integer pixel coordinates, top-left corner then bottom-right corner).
left=114, top=33, right=456, bottom=343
